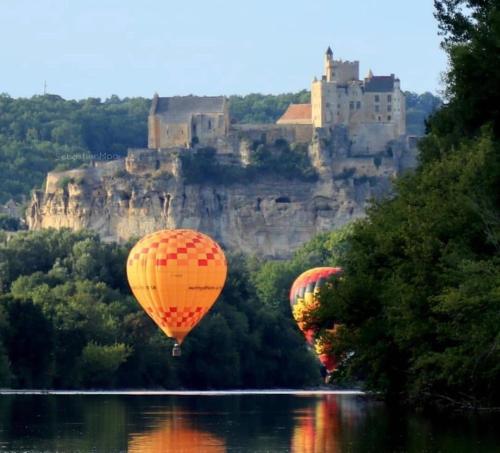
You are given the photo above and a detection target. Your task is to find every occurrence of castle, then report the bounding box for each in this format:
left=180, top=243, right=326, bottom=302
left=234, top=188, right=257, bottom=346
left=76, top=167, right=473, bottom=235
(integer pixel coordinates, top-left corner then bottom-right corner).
left=278, top=47, right=406, bottom=154
left=147, top=47, right=407, bottom=155
left=28, top=47, right=416, bottom=258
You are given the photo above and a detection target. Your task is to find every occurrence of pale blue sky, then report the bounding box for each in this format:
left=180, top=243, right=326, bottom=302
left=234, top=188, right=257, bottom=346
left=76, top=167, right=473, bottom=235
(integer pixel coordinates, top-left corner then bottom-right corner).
left=0, top=0, right=446, bottom=99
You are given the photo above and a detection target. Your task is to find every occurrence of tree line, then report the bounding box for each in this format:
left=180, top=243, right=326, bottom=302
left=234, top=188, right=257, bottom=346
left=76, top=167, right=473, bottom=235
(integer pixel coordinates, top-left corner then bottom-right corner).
left=306, top=0, right=500, bottom=410
left=0, top=227, right=353, bottom=389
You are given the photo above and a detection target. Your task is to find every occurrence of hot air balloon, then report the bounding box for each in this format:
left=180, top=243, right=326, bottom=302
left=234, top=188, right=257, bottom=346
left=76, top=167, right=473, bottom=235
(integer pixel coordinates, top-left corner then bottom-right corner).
left=127, top=229, right=227, bottom=356
left=289, top=267, right=342, bottom=373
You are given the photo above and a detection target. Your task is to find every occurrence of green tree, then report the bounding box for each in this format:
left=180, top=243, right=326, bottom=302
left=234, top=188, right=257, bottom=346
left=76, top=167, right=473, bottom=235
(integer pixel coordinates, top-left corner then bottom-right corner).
left=79, top=342, right=132, bottom=388
left=1, top=296, right=54, bottom=388
left=310, top=0, right=500, bottom=409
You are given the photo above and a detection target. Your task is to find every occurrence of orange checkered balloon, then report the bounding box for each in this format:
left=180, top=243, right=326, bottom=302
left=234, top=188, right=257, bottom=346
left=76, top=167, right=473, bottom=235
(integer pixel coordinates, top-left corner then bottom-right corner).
left=127, top=229, right=227, bottom=355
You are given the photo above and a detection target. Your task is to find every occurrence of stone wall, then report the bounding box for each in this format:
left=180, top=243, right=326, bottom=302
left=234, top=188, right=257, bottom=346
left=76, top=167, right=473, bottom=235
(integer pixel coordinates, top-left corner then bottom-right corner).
left=231, top=124, right=313, bottom=145
left=125, top=148, right=181, bottom=177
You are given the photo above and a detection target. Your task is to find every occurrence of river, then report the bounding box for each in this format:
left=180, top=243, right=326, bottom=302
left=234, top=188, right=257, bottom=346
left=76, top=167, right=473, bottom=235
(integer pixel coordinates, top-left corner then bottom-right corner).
left=0, top=391, right=498, bottom=452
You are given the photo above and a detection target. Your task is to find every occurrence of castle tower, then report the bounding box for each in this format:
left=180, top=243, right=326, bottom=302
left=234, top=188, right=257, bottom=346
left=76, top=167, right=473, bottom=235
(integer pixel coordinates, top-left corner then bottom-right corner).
left=148, top=93, right=160, bottom=149
left=325, top=46, right=334, bottom=82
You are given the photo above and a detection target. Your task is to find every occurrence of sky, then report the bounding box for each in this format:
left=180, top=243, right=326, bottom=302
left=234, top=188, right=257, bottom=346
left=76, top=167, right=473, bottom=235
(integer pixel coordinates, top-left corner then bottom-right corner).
left=0, top=0, right=447, bottom=100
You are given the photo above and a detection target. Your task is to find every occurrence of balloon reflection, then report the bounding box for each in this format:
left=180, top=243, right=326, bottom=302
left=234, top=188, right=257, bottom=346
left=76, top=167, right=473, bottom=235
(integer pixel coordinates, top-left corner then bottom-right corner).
left=128, top=412, right=226, bottom=453
left=291, top=395, right=363, bottom=453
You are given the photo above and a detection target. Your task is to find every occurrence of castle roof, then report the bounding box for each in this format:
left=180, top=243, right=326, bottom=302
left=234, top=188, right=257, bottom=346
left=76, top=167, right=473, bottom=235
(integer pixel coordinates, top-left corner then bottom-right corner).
left=150, top=95, right=226, bottom=122
left=277, top=103, right=312, bottom=124
left=364, top=75, right=395, bottom=92
left=326, top=46, right=333, bottom=56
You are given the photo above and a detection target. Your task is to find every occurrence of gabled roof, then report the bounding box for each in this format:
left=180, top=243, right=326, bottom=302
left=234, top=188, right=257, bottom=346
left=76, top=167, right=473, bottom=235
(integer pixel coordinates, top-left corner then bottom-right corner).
left=277, top=104, right=312, bottom=124
left=364, top=75, right=395, bottom=92
left=150, top=95, right=226, bottom=123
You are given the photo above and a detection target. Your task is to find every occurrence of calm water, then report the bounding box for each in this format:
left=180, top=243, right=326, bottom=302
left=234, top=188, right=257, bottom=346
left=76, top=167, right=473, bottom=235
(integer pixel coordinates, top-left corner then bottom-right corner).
left=0, top=392, right=498, bottom=452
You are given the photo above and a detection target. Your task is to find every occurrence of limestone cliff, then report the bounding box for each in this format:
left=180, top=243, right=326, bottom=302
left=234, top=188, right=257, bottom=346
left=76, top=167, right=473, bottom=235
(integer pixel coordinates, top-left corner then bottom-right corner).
left=28, top=136, right=413, bottom=259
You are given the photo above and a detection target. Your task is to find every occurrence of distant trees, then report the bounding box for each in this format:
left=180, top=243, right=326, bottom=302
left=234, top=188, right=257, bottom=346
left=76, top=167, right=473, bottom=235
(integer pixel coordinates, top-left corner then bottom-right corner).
left=0, top=215, right=22, bottom=231
left=0, top=228, right=348, bottom=389
left=0, top=95, right=150, bottom=203
left=180, top=140, right=318, bottom=185
left=229, top=91, right=311, bottom=124
left=405, top=91, right=442, bottom=135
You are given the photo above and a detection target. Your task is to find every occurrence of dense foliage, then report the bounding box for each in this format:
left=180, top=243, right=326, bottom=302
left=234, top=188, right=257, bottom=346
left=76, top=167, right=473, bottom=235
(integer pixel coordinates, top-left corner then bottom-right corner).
left=0, top=228, right=364, bottom=389
left=180, top=140, right=318, bottom=185
left=310, top=0, right=500, bottom=409
left=0, top=95, right=150, bottom=203
left=405, top=92, right=442, bottom=136
left=229, top=91, right=311, bottom=124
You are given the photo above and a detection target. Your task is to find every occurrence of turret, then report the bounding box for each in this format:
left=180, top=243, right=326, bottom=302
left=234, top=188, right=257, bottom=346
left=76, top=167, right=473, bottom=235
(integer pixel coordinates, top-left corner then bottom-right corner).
left=325, top=46, right=334, bottom=82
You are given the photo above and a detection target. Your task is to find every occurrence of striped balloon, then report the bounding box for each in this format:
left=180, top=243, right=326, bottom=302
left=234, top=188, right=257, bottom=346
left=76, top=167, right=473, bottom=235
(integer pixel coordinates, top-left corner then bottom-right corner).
left=290, top=267, right=342, bottom=372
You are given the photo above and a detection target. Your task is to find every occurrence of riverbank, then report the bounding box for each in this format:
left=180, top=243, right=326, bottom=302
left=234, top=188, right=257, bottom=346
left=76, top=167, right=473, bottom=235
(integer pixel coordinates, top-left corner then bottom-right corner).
left=0, top=389, right=365, bottom=396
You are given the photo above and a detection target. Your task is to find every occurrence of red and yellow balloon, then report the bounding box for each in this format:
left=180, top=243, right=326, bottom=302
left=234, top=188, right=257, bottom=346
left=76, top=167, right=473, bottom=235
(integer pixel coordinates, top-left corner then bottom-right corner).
left=290, top=267, right=342, bottom=373
left=127, top=229, right=227, bottom=355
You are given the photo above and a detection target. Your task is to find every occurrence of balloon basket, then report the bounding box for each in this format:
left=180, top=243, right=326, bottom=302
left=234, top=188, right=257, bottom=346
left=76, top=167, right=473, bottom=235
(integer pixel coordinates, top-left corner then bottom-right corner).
left=172, top=343, right=182, bottom=357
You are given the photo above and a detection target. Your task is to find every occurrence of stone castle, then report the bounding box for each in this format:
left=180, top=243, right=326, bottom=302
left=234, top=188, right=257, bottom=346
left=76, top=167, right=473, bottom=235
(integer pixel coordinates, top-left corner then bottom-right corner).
left=278, top=47, right=406, bottom=154
left=147, top=47, right=408, bottom=157
left=27, top=47, right=418, bottom=258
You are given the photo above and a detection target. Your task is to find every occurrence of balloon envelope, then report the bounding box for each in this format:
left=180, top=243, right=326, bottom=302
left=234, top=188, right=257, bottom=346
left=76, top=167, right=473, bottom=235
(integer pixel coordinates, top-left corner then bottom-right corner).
left=290, top=267, right=342, bottom=372
left=127, top=229, right=227, bottom=345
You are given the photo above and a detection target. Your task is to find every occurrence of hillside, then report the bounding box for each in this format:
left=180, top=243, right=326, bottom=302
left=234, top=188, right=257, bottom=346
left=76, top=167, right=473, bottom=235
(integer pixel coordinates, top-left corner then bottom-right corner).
left=0, top=91, right=440, bottom=206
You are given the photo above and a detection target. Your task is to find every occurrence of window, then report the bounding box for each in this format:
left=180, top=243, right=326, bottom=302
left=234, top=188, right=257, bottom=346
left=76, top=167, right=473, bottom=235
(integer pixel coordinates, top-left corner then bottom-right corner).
left=378, top=116, right=382, bottom=121
left=387, top=105, right=392, bottom=112
left=375, top=105, right=380, bottom=113
left=349, top=101, right=355, bottom=110
left=356, top=101, right=361, bottom=109
left=388, top=115, right=392, bottom=121
left=387, top=94, right=392, bottom=102
left=375, top=95, right=380, bottom=102
left=208, top=119, right=212, bottom=130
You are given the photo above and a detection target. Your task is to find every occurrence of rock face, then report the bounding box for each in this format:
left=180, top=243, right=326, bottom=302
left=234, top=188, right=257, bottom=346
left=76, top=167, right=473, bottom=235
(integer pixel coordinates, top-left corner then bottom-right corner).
left=28, top=134, right=415, bottom=259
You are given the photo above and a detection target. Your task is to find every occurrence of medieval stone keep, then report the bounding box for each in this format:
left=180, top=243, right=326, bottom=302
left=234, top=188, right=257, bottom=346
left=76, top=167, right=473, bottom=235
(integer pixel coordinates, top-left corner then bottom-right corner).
left=148, top=95, right=229, bottom=149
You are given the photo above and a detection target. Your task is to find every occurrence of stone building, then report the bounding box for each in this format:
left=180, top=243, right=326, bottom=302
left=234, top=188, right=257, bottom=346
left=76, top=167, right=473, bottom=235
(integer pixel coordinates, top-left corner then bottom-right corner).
left=148, top=94, right=229, bottom=149
left=278, top=47, right=406, bottom=154
left=147, top=47, right=406, bottom=155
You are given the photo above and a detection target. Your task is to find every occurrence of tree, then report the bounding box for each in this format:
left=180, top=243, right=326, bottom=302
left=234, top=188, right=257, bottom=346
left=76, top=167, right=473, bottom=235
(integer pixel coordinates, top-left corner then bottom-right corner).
left=310, top=1, right=500, bottom=408
left=1, top=296, right=54, bottom=388
left=79, top=342, right=132, bottom=388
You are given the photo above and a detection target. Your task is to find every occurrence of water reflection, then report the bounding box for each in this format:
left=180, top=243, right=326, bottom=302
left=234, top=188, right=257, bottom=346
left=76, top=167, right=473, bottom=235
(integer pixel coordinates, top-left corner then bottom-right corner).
left=128, top=410, right=225, bottom=452
left=291, top=395, right=364, bottom=452
left=0, top=393, right=498, bottom=452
